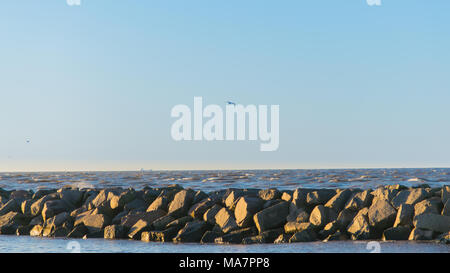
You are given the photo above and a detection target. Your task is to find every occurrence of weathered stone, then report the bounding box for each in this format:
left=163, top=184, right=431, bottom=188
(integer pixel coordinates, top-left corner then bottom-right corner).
left=188, top=198, right=215, bottom=219
left=371, top=187, right=399, bottom=204
left=30, top=225, right=43, bottom=236
left=45, top=212, right=70, bottom=227
left=242, top=228, right=283, bottom=244
left=30, top=195, right=58, bottom=216
left=347, top=208, right=372, bottom=240
left=409, top=228, right=433, bottom=240
left=146, top=226, right=180, bottom=242
left=336, top=208, right=357, bottom=229
left=168, top=190, right=195, bottom=218
left=58, top=188, right=84, bottom=207
left=309, top=205, right=337, bottom=228
left=173, top=220, right=209, bottom=243
left=123, top=198, right=146, bottom=212
left=110, top=188, right=136, bottom=210
left=291, top=189, right=310, bottom=208
left=382, top=226, right=411, bottom=241
left=253, top=201, right=289, bottom=233
left=234, top=196, right=264, bottom=227
left=442, top=199, right=450, bottom=216
left=203, top=204, right=222, bottom=225
left=147, top=196, right=170, bottom=212
left=442, top=186, right=450, bottom=205
left=215, top=208, right=239, bottom=233
left=413, top=213, right=450, bottom=233
left=9, top=190, right=31, bottom=200
left=74, top=214, right=111, bottom=234
left=215, top=227, right=256, bottom=244
left=152, top=214, right=175, bottom=230
left=368, top=199, right=397, bottom=230
left=0, top=211, right=29, bottom=234
left=286, top=203, right=308, bottom=222
left=224, top=190, right=246, bottom=209
left=284, top=222, right=314, bottom=234
left=166, top=215, right=194, bottom=229
left=258, top=189, right=281, bottom=201
left=345, top=190, right=373, bottom=211
left=391, top=188, right=431, bottom=209
left=281, top=192, right=292, bottom=202
left=42, top=200, right=73, bottom=221
left=16, top=225, right=33, bottom=236
left=325, top=189, right=353, bottom=211
left=21, top=200, right=34, bottom=216
left=128, top=219, right=152, bottom=239
left=318, top=221, right=340, bottom=239
left=393, top=204, right=414, bottom=227
left=323, top=231, right=349, bottom=242
left=306, top=189, right=336, bottom=206
left=192, top=190, right=209, bottom=204
left=414, top=198, right=441, bottom=216
left=67, top=223, right=88, bottom=238
left=104, top=224, right=127, bottom=239
left=200, top=231, right=222, bottom=243
left=32, top=189, right=55, bottom=200
left=289, top=229, right=317, bottom=242
left=437, top=231, right=450, bottom=244
left=274, top=233, right=290, bottom=244
left=0, top=199, right=21, bottom=217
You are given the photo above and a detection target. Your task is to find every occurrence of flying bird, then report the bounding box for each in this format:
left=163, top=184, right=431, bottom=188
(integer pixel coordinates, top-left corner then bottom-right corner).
left=226, top=101, right=236, bottom=105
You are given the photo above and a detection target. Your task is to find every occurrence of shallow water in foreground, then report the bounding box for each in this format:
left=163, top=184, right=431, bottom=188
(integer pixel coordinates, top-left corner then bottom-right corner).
left=0, top=235, right=448, bottom=253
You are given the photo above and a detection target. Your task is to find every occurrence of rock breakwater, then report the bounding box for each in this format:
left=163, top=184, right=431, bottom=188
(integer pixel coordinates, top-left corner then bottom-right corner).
left=0, top=184, right=449, bottom=244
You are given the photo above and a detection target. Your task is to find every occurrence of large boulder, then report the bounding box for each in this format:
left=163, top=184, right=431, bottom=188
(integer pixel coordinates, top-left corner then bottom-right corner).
left=309, top=205, right=337, bottom=228
left=393, top=204, right=414, bottom=227
left=443, top=199, right=450, bottom=216
left=215, top=208, right=239, bottom=233
left=391, top=188, right=431, bottom=209
left=414, top=198, right=442, bottom=216
left=409, top=227, right=433, bottom=240
left=168, top=190, right=195, bottom=218
left=42, top=200, right=73, bottom=221
left=382, top=226, right=411, bottom=241
left=110, top=189, right=136, bottom=210
left=188, top=198, right=215, bottom=219
left=371, top=187, right=399, bottom=204
left=0, top=199, right=20, bottom=216
left=58, top=188, right=84, bottom=207
left=147, top=196, right=170, bottom=212
left=203, top=205, right=222, bottom=225
left=284, top=222, right=314, bottom=234
left=345, top=190, right=373, bottom=211
left=104, top=224, right=127, bottom=239
left=258, top=189, right=281, bottom=201
left=74, top=214, right=111, bottom=234
left=413, top=213, right=450, bottom=233
left=336, top=208, right=357, bottom=229
left=200, top=231, right=223, bottom=244
left=0, top=212, right=30, bottom=234
left=368, top=199, right=397, bottom=230
left=325, top=189, right=353, bottom=211
left=347, top=208, right=372, bottom=240
left=289, top=229, right=317, bottom=243
left=442, top=186, right=450, bottom=205
left=128, top=219, right=153, bottom=239
left=142, top=226, right=179, bottom=242
left=173, top=220, right=209, bottom=243
left=253, top=201, right=289, bottom=233
left=306, top=189, right=336, bottom=206
left=215, top=227, right=256, bottom=244
left=234, top=196, right=264, bottom=227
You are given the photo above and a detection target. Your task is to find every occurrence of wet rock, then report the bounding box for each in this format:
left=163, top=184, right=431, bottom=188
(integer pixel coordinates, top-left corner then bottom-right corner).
left=391, top=188, right=431, bottom=209
left=253, top=201, right=289, bottom=233
left=128, top=219, right=153, bottom=240
left=382, top=226, right=411, bottom=240
left=30, top=225, right=44, bottom=236
left=318, top=221, right=340, bottom=239
left=234, top=196, right=264, bottom=227
left=414, top=198, right=441, bottom=216
left=0, top=199, right=20, bottom=216
left=67, top=223, right=88, bottom=238
left=368, top=199, right=397, bottom=230
left=309, top=205, right=337, bottom=228
left=29, top=216, right=43, bottom=226
left=200, top=231, right=223, bottom=243
left=345, top=190, right=373, bottom=211
left=215, top=208, right=239, bottom=233
left=173, top=220, right=209, bottom=243
left=347, top=208, right=372, bottom=240
left=168, top=190, right=195, bottom=218
left=289, top=229, right=317, bottom=243
left=409, top=228, right=433, bottom=240
left=215, top=227, right=256, bottom=244
left=413, top=213, right=450, bottom=233
left=203, top=204, right=222, bottom=225
left=258, top=189, right=281, bottom=201
left=306, top=189, right=336, bottom=206
left=393, top=204, right=414, bottom=227
left=16, top=225, right=33, bottom=236
left=323, top=231, right=349, bottom=242
left=74, top=214, right=111, bottom=234
left=188, top=198, right=215, bottom=219
left=242, top=228, right=283, bottom=244
left=325, top=189, right=353, bottom=211
left=104, top=224, right=127, bottom=239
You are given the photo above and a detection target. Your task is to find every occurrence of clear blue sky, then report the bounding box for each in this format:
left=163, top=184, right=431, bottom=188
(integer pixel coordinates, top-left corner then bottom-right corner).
left=1, top=0, right=449, bottom=171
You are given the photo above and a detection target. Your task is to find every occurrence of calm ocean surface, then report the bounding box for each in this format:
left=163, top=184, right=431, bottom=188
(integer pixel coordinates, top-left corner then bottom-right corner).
left=0, top=168, right=449, bottom=253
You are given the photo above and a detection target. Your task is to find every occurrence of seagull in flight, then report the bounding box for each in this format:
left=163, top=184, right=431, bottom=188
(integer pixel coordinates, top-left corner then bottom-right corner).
left=226, top=101, right=236, bottom=105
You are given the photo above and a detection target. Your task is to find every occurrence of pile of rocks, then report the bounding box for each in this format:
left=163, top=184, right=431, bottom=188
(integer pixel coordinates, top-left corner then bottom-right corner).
left=0, top=184, right=449, bottom=244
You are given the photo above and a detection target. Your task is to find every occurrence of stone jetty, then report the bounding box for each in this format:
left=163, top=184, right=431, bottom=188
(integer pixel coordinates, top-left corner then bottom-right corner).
left=0, top=184, right=449, bottom=244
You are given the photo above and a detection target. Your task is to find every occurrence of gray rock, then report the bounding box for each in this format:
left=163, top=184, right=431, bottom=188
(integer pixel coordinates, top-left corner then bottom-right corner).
left=242, top=228, right=283, bottom=244
left=382, top=226, right=411, bottom=241
left=0, top=199, right=20, bottom=216
left=309, top=205, right=337, bottom=228
left=21, top=200, right=33, bottom=216
left=200, top=231, right=223, bottom=243
left=306, top=189, right=336, bottom=206
left=414, top=198, right=441, bottom=217
left=274, top=233, right=290, bottom=244
left=325, top=189, right=353, bottom=211
left=413, top=213, right=450, bottom=233
left=442, top=185, right=450, bottom=205
left=234, top=196, right=264, bottom=227
left=258, top=189, right=281, bottom=201
left=336, top=208, right=357, bottom=229
left=371, top=187, right=399, bottom=204
left=188, top=198, right=215, bottom=219
left=166, top=215, right=194, bottom=229
left=291, top=189, right=311, bottom=208
left=281, top=192, right=292, bottom=202
left=128, top=219, right=153, bottom=240
left=142, top=226, right=179, bottom=242
left=409, top=228, right=433, bottom=240
left=289, top=229, right=317, bottom=242
left=74, top=214, right=111, bottom=234
left=42, top=200, right=73, bottom=221
left=253, top=201, right=289, bottom=233
left=0, top=212, right=30, bottom=234
left=284, top=222, right=314, bottom=234
left=368, top=199, right=397, bottom=230
left=393, top=204, right=414, bottom=227
left=203, top=204, right=222, bottom=225
left=30, top=225, right=44, bottom=236
left=147, top=196, right=170, bottom=212
left=224, top=190, right=247, bottom=210
left=104, top=224, right=127, bottom=239
left=110, top=188, right=136, bottom=210
left=345, top=190, right=373, bottom=211
left=215, top=207, right=239, bottom=233
left=215, top=227, right=256, bottom=244
left=123, top=198, right=146, bottom=212
left=152, top=214, right=176, bottom=230
left=58, top=189, right=84, bottom=207
left=318, top=221, right=340, bottom=239
left=347, top=208, right=372, bottom=240
left=67, top=223, right=88, bottom=238
left=391, top=188, right=431, bottom=209
left=173, top=220, right=209, bottom=243
left=442, top=199, right=450, bottom=216
left=323, top=231, right=349, bottom=242
left=30, top=194, right=58, bottom=216
left=168, top=190, right=195, bottom=218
